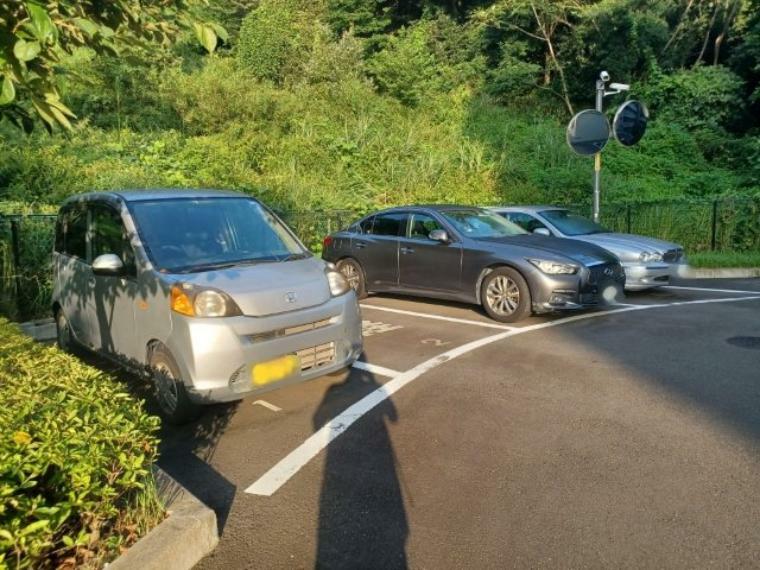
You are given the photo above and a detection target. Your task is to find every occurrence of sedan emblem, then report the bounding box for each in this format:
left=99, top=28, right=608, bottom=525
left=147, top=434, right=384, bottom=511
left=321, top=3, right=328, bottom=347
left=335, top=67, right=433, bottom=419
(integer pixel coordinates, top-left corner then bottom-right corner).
left=285, top=291, right=298, bottom=304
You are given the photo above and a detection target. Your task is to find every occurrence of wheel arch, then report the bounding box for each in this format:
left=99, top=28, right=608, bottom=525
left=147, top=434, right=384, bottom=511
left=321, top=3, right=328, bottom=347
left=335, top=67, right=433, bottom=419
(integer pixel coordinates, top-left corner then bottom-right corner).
left=474, top=263, right=533, bottom=305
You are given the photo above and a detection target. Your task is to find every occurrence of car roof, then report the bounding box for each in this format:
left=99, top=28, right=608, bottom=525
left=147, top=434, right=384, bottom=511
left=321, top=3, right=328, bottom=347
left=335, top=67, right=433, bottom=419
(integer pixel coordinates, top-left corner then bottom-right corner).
left=365, top=204, right=489, bottom=216
left=488, top=205, right=567, bottom=213
left=61, top=188, right=247, bottom=206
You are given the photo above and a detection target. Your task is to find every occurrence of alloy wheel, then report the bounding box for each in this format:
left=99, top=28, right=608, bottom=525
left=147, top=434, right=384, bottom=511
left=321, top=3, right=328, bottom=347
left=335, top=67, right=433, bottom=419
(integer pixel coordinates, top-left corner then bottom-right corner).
left=154, top=362, right=179, bottom=414
left=56, top=313, right=71, bottom=351
left=486, top=275, right=520, bottom=316
left=340, top=262, right=361, bottom=291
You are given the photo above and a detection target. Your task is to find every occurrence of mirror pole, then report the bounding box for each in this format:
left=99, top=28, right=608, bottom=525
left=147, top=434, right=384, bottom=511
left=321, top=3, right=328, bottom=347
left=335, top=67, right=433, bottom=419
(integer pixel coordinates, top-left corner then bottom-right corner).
left=593, top=78, right=605, bottom=223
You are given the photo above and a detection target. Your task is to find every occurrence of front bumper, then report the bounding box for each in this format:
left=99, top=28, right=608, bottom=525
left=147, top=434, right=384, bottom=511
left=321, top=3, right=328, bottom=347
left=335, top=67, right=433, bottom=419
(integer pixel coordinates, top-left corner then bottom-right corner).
left=623, top=263, right=679, bottom=290
left=530, top=261, right=626, bottom=313
left=166, top=292, right=363, bottom=403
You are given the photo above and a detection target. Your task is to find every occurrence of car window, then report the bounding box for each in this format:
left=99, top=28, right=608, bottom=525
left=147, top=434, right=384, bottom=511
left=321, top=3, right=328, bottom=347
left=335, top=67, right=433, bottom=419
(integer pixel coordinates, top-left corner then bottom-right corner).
left=129, top=197, right=308, bottom=273
left=358, top=216, right=375, bottom=235
left=442, top=209, right=527, bottom=239
left=90, top=204, right=136, bottom=273
left=539, top=209, right=607, bottom=236
left=372, top=213, right=406, bottom=237
left=408, top=213, right=443, bottom=240
left=504, top=212, right=549, bottom=233
left=58, top=205, right=88, bottom=260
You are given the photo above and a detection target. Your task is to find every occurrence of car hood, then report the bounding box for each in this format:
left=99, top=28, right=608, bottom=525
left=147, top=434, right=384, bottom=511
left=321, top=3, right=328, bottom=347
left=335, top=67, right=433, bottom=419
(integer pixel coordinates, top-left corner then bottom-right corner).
left=483, top=235, right=619, bottom=266
left=570, top=233, right=681, bottom=258
left=171, top=256, right=331, bottom=317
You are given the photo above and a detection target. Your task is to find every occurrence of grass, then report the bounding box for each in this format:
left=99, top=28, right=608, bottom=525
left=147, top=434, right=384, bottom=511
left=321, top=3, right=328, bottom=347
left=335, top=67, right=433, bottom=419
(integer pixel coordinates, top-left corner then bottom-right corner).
left=688, top=251, right=760, bottom=268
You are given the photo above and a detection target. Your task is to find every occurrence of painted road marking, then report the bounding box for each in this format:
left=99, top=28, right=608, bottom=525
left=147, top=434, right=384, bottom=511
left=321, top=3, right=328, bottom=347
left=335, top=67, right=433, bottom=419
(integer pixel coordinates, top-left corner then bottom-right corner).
left=362, top=320, right=404, bottom=337
left=351, top=361, right=400, bottom=378
left=361, top=304, right=516, bottom=331
left=245, top=296, right=760, bottom=497
left=664, top=285, right=760, bottom=295
left=253, top=400, right=282, bottom=413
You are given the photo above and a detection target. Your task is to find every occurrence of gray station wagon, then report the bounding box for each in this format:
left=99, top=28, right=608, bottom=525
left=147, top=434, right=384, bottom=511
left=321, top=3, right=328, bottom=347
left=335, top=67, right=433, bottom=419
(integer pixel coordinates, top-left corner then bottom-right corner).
left=52, top=189, right=363, bottom=423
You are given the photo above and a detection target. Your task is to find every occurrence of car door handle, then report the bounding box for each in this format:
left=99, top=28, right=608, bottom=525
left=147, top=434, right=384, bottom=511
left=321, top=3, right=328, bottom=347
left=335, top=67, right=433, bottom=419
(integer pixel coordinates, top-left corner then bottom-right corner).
left=354, top=241, right=367, bottom=249
left=400, top=247, right=415, bottom=254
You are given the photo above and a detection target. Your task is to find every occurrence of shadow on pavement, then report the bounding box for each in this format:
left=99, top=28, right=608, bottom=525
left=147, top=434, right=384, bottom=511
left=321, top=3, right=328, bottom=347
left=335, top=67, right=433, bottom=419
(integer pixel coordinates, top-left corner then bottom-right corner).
left=313, top=365, right=408, bottom=569
left=158, top=403, right=239, bottom=533
left=73, top=349, right=239, bottom=534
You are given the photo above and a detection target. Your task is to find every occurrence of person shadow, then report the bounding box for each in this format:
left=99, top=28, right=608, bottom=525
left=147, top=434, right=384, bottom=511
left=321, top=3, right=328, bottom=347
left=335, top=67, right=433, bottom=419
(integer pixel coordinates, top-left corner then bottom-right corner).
left=313, top=368, right=409, bottom=570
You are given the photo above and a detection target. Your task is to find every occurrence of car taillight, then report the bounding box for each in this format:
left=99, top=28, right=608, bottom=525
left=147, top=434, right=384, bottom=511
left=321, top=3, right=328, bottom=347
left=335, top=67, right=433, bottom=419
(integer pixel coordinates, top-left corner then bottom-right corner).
left=323, top=236, right=334, bottom=249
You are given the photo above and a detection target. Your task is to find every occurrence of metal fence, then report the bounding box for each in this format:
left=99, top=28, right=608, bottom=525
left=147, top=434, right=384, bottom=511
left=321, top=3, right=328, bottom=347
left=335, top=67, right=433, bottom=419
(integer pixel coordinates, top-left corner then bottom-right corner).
left=1, top=197, right=758, bottom=321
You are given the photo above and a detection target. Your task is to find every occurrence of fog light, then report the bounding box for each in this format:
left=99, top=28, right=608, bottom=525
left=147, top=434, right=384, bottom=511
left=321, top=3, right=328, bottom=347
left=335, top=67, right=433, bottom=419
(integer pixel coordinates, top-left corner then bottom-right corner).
left=549, top=294, right=568, bottom=306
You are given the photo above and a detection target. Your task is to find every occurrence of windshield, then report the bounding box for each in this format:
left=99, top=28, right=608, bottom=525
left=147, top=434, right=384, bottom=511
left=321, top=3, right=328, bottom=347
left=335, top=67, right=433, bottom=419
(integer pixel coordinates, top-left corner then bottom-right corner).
left=130, top=197, right=308, bottom=273
left=540, top=209, right=608, bottom=236
left=442, top=210, right=528, bottom=239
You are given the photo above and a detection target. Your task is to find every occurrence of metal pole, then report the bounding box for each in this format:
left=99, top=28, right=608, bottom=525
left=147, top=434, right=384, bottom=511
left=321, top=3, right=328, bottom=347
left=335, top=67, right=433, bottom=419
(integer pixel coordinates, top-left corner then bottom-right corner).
left=592, top=79, right=605, bottom=223
left=710, top=199, right=718, bottom=251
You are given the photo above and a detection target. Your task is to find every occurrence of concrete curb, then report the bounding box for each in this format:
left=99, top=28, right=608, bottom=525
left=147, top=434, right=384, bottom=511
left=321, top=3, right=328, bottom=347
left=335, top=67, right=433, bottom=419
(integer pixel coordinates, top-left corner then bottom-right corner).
left=681, top=267, right=760, bottom=279
left=19, top=317, right=55, bottom=342
left=107, top=468, right=219, bottom=570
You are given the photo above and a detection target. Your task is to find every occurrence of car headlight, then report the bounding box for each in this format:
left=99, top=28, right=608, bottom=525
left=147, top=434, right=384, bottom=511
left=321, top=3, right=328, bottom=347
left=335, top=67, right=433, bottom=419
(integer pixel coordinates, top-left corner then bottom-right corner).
left=325, top=268, right=350, bottom=296
left=170, top=284, right=242, bottom=317
left=527, top=258, right=579, bottom=275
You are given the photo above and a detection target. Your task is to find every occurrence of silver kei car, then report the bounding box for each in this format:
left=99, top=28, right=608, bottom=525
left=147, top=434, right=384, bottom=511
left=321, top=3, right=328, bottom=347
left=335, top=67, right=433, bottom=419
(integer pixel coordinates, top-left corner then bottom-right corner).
left=491, top=206, right=686, bottom=291
left=51, top=189, right=363, bottom=423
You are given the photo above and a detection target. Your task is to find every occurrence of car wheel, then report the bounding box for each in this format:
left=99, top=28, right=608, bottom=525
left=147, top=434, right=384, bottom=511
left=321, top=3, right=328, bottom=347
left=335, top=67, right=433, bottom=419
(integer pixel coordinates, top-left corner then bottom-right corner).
left=149, top=344, right=202, bottom=425
left=55, top=310, right=75, bottom=353
left=481, top=267, right=531, bottom=323
left=337, top=258, right=367, bottom=299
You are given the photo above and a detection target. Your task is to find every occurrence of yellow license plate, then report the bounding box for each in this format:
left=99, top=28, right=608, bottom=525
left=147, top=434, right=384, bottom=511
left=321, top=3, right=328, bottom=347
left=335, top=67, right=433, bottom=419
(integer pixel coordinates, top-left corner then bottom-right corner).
left=251, top=355, right=300, bottom=386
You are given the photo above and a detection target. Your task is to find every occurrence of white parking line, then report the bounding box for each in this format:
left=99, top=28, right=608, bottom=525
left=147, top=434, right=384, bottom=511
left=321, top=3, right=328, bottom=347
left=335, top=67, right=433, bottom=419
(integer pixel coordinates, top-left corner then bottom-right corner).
left=351, top=361, right=400, bottom=378
left=664, top=285, right=760, bottom=295
left=253, top=400, right=282, bottom=413
left=245, top=295, right=760, bottom=496
left=361, top=304, right=516, bottom=330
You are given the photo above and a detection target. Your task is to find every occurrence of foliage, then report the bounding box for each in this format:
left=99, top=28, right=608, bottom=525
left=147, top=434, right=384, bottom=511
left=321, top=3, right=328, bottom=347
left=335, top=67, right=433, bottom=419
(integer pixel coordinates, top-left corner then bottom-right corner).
left=0, top=320, right=162, bottom=568
left=0, top=0, right=225, bottom=132
left=688, top=251, right=760, bottom=268
left=237, top=0, right=321, bottom=83
left=639, top=65, right=746, bottom=131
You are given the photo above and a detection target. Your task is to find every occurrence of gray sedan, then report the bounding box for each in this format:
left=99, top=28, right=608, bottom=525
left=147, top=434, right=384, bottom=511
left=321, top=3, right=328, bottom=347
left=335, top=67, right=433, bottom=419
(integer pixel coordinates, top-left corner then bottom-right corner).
left=322, top=206, right=625, bottom=323
left=491, top=206, right=685, bottom=291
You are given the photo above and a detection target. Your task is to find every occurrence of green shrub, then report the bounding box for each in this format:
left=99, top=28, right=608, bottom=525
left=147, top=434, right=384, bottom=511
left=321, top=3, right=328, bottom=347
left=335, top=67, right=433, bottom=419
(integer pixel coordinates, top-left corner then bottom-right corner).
left=0, top=321, right=162, bottom=568
left=237, top=0, right=320, bottom=83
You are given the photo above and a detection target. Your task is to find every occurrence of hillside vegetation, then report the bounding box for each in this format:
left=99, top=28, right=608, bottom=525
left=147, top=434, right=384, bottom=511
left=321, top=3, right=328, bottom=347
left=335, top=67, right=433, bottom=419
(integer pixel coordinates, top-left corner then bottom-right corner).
left=0, top=0, right=758, bottom=212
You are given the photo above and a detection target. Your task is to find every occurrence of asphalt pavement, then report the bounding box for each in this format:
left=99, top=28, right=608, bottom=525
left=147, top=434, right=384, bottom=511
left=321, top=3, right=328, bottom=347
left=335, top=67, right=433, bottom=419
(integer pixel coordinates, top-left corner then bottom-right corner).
left=155, top=278, right=760, bottom=569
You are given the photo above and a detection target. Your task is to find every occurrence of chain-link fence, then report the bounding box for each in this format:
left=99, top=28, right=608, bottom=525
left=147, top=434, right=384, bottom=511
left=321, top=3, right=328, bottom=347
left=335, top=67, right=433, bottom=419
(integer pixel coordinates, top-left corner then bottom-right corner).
left=1, top=198, right=758, bottom=321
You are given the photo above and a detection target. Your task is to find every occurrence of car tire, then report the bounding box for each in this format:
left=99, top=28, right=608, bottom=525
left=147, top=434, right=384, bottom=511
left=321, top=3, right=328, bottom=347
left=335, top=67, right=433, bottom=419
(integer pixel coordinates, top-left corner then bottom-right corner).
left=55, top=309, right=76, bottom=354
left=149, top=344, right=202, bottom=425
left=480, top=267, right=532, bottom=323
left=337, top=258, right=367, bottom=299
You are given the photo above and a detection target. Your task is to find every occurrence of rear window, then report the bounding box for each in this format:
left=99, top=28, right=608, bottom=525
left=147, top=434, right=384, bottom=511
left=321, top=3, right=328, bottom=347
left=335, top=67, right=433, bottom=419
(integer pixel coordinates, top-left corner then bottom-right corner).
left=56, top=205, right=88, bottom=259
left=372, top=213, right=406, bottom=237
left=129, top=198, right=308, bottom=273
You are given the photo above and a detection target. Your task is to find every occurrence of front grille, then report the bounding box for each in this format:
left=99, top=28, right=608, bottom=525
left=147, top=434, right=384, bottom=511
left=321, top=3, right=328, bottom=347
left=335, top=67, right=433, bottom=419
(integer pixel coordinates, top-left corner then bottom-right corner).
left=663, top=249, right=683, bottom=263
left=250, top=318, right=333, bottom=342
left=588, top=262, right=624, bottom=284
left=296, top=342, right=336, bottom=372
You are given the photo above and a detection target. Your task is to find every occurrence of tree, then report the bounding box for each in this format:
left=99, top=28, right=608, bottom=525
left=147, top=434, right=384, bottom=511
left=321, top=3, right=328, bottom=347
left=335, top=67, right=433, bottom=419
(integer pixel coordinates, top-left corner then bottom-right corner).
left=0, top=0, right=225, bottom=131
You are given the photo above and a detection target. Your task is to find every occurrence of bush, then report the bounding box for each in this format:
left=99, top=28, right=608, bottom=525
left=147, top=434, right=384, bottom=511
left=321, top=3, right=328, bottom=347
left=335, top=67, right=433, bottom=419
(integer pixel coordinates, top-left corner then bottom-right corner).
left=639, top=65, right=746, bottom=131
left=0, top=322, right=162, bottom=568
left=237, top=0, right=320, bottom=83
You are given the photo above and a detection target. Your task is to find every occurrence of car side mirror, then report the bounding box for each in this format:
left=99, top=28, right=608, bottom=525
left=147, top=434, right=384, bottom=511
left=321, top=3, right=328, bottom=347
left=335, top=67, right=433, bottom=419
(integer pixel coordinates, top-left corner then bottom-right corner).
left=533, top=228, right=551, bottom=236
left=92, top=253, right=125, bottom=276
left=429, top=229, right=450, bottom=243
